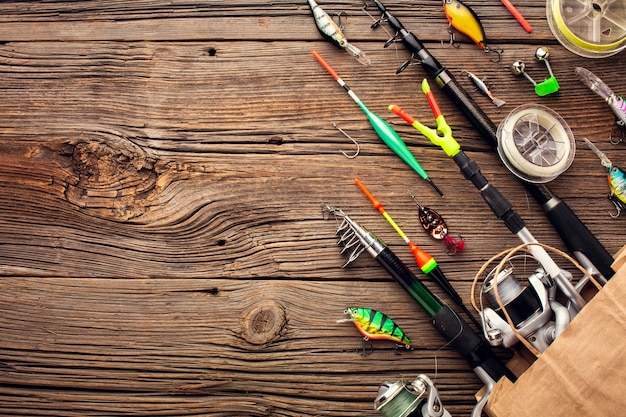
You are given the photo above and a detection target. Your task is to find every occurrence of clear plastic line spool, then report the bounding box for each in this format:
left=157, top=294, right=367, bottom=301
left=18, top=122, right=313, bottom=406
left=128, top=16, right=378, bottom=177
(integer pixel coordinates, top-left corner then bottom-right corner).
left=547, top=0, right=626, bottom=58
left=497, top=104, right=576, bottom=183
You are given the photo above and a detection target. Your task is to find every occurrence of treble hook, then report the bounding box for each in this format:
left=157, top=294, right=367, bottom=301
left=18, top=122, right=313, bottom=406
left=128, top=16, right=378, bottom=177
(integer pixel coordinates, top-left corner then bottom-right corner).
left=333, top=11, right=346, bottom=31
left=610, top=126, right=625, bottom=145
left=609, top=199, right=622, bottom=218
left=441, top=26, right=460, bottom=48
left=333, top=122, right=360, bottom=159
left=485, top=46, right=503, bottom=63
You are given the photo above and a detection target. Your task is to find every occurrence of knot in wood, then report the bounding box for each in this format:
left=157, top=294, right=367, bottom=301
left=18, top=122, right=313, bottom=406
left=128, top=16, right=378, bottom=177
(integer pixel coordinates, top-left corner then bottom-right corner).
left=241, top=300, right=287, bottom=346
left=64, top=138, right=158, bottom=222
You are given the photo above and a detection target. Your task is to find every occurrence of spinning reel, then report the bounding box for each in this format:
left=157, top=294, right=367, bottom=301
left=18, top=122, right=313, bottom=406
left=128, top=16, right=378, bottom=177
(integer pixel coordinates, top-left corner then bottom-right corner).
left=374, top=374, right=451, bottom=417
left=478, top=254, right=572, bottom=353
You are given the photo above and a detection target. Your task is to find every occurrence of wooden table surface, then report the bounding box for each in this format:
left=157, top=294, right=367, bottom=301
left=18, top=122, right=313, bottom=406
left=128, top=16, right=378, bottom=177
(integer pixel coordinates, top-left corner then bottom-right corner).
left=0, top=1, right=625, bottom=416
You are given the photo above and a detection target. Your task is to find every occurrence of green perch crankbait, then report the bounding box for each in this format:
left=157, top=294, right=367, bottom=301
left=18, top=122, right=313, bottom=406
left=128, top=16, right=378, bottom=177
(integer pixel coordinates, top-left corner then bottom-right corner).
left=338, top=307, right=412, bottom=348
left=307, top=0, right=371, bottom=65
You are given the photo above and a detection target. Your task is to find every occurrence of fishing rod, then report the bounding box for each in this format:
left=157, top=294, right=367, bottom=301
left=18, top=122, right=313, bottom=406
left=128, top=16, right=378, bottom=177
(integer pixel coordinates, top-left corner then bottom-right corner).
left=354, top=178, right=480, bottom=328
left=369, top=0, right=615, bottom=283
left=322, top=204, right=516, bottom=393
left=311, top=50, right=443, bottom=197
left=388, top=78, right=586, bottom=313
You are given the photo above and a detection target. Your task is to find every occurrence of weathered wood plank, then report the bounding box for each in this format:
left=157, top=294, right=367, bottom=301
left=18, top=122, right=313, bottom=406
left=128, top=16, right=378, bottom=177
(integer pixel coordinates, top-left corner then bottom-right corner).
left=0, top=0, right=625, bottom=416
left=0, top=1, right=554, bottom=43
left=0, top=278, right=490, bottom=416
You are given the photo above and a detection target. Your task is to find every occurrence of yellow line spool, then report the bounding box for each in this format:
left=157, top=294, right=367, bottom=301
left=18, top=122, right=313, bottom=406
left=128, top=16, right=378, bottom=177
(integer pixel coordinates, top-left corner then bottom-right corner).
left=546, top=0, right=626, bottom=58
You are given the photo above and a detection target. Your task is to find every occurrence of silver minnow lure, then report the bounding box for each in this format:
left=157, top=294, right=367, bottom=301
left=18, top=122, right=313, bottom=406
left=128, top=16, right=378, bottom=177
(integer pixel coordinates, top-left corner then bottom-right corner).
left=463, top=70, right=505, bottom=107
left=584, top=137, right=626, bottom=218
left=307, top=0, right=371, bottom=65
left=576, top=67, right=626, bottom=128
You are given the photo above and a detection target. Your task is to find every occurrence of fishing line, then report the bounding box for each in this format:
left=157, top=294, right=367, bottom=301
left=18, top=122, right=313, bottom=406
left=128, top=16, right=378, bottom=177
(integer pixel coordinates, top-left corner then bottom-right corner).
left=546, top=0, right=626, bottom=58
left=361, top=3, right=403, bottom=64
left=496, top=104, right=575, bottom=183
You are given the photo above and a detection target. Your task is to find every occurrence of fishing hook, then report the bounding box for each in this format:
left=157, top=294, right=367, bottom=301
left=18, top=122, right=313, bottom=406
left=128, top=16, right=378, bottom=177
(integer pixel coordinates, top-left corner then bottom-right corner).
left=441, top=26, right=460, bottom=48
left=609, top=134, right=623, bottom=145
left=610, top=126, right=625, bottom=145
left=333, top=11, right=346, bottom=31
left=333, top=122, right=360, bottom=159
left=486, top=46, right=503, bottom=63
left=609, top=199, right=622, bottom=218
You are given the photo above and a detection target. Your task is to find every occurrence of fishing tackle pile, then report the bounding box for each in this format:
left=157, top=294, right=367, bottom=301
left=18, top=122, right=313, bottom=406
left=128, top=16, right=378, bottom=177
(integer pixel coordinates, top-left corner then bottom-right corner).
left=323, top=204, right=516, bottom=416
left=338, top=307, right=412, bottom=349
left=584, top=138, right=626, bottom=218
left=388, top=78, right=587, bottom=314
left=442, top=0, right=502, bottom=62
left=354, top=179, right=478, bottom=326
left=307, top=0, right=371, bottom=65
left=312, top=50, right=443, bottom=197
left=370, top=0, right=616, bottom=284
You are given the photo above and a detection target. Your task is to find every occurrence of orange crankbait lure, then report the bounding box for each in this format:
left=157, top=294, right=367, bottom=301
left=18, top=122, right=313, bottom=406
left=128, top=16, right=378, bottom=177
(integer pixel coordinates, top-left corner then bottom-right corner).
left=442, top=0, right=501, bottom=61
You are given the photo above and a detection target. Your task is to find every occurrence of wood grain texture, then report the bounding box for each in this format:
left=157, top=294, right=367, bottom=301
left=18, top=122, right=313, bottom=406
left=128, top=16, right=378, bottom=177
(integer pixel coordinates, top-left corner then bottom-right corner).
left=0, top=1, right=625, bottom=416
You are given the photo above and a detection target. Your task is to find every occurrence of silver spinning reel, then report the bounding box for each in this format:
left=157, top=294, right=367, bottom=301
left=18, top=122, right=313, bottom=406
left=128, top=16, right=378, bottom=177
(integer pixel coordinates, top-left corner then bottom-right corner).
left=374, top=374, right=451, bottom=417
left=479, top=255, right=571, bottom=353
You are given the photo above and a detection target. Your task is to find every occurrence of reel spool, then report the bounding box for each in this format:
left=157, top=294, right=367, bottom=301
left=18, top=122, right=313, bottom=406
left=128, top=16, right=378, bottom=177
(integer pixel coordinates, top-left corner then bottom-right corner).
left=497, top=104, right=575, bottom=183
left=374, top=375, right=451, bottom=417
left=479, top=254, right=567, bottom=353
left=546, top=0, right=626, bottom=58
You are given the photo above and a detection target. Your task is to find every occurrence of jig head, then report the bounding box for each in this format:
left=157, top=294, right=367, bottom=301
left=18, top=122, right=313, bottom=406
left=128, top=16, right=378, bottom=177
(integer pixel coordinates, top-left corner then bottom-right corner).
left=307, top=0, right=371, bottom=65
left=584, top=138, right=626, bottom=218
left=511, top=47, right=560, bottom=97
left=442, top=0, right=503, bottom=62
left=338, top=307, right=412, bottom=352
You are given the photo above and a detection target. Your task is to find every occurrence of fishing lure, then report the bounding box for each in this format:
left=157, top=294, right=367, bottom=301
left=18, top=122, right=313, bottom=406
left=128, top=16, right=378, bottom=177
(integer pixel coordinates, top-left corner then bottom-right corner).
left=576, top=67, right=626, bottom=144
left=462, top=70, right=505, bottom=107
left=307, top=0, right=371, bottom=65
left=442, top=0, right=502, bottom=62
left=338, top=307, right=412, bottom=349
left=584, top=138, right=626, bottom=218
left=409, top=193, right=465, bottom=255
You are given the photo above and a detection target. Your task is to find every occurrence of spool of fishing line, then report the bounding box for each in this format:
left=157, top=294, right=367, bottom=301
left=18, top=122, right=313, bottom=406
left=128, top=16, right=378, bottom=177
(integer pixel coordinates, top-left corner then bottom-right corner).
left=497, top=104, right=575, bottom=183
left=374, top=380, right=422, bottom=417
left=546, top=0, right=626, bottom=58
